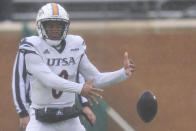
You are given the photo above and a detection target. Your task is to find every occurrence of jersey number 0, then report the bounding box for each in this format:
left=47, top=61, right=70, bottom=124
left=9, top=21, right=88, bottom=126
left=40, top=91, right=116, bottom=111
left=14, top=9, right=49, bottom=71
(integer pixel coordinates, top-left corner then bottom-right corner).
left=52, top=70, right=68, bottom=99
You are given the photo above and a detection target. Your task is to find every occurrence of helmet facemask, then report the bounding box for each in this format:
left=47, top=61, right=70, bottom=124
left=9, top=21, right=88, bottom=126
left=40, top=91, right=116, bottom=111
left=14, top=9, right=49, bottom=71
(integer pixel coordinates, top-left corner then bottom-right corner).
left=39, top=19, right=70, bottom=46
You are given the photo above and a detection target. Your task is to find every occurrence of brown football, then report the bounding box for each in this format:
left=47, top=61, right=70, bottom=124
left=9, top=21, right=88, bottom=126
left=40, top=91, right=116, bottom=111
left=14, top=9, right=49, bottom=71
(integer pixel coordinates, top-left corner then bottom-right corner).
left=137, top=90, right=158, bottom=123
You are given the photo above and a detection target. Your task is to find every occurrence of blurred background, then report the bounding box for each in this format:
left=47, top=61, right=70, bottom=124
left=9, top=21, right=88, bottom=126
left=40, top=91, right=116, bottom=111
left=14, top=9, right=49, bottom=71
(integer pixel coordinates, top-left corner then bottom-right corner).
left=1, top=0, right=196, bottom=131
left=3, top=0, right=196, bottom=21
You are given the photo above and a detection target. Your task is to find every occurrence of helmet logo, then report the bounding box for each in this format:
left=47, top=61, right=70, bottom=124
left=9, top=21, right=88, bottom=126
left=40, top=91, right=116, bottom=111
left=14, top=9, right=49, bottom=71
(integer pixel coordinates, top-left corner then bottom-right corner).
left=52, top=3, right=59, bottom=16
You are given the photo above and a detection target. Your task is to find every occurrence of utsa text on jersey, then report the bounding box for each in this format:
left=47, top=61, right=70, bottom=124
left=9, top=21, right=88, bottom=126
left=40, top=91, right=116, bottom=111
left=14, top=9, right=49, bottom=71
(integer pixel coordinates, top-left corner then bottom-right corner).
left=47, top=57, right=76, bottom=66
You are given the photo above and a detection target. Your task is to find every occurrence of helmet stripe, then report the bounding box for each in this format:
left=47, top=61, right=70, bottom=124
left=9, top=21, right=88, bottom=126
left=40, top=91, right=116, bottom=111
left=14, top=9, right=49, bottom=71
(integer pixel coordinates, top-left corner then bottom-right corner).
left=52, top=3, right=59, bottom=16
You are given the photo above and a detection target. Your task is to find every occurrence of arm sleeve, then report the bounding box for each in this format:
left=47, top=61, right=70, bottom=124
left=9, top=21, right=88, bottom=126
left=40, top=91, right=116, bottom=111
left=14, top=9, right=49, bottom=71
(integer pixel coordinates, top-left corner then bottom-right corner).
left=12, top=52, right=29, bottom=118
left=79, top=54, right=130, bottom=88
left=77, top=74, right=89, bottom=106
left=25, top=53, right=83, bottom=94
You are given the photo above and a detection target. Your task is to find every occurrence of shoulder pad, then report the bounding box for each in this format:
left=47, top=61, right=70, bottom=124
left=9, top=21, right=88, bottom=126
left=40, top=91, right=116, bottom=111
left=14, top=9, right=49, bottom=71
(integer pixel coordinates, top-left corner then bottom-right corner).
left=66, top=35, right=86, bottom=52
left=19, top=36, right=41, bottom=55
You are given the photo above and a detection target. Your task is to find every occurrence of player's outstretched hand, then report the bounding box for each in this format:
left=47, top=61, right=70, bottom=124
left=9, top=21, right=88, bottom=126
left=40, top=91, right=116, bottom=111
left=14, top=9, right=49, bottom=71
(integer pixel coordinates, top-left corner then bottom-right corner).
left=81, top=79, right=103, bottom=105
left=123, top=51, right=135, bottom=76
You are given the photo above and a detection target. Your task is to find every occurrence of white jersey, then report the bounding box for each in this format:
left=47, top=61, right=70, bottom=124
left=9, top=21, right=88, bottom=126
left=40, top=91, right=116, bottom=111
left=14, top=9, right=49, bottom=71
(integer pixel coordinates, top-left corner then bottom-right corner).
left=19, top=35, right=129, bottom=109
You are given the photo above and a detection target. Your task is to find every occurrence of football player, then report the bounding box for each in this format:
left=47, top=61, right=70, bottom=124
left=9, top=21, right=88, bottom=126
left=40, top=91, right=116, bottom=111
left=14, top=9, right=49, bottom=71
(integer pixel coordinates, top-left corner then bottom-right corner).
left=19, top=3, right=135, bottom=131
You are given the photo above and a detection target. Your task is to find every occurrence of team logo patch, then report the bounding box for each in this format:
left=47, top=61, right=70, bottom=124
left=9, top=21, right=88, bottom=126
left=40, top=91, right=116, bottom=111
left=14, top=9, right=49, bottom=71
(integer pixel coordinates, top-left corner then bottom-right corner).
left=56, top=110, right=64, bottom=116
left=70, top=48, right=79, bottom=51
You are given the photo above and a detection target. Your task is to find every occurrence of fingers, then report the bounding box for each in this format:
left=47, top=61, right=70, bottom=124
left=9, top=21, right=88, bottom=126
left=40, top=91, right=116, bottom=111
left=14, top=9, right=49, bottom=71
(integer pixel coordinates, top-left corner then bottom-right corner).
left=19, top=117, right=29, bottom=129
left=90, top=95, right=99, bottom=104
left=20, top=122, right=27, bottom=129
left=90, top=87, right=104, bottom=93
left=88, top=91, right=103, bottom=105
left=90, top=90, right=103, bottom=99
left=83, top=106, right=96, bottom=126
left=129, top=63, right=136, bottom=70
left=123, top=51, right=136, bottom=76
left=89, top=113, right=96, bottom=125
left=129, top=58, right=135, bottom=64
left=124, top=52, right=130, bottom=67
left=81, top=79, right=104, bottom=105
left=124, top=51, right=129, bottom=61
left=126, top=68, right=134, bottom=76
left=89, top=88, right=103, bottom=104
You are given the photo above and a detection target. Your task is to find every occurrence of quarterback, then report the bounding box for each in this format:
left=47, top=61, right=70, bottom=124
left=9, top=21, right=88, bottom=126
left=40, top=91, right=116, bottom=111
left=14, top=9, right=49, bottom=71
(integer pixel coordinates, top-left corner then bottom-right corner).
left=21, top=3, right=135, bottom=131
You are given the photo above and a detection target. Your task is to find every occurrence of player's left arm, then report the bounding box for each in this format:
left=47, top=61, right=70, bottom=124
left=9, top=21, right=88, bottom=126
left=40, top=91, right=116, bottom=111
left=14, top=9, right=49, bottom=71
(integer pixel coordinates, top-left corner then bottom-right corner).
left=79, top=52, right=135, bottom=89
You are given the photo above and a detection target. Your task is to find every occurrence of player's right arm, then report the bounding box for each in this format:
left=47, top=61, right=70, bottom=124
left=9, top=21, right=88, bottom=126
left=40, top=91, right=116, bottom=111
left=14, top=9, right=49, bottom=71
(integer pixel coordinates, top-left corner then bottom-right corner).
left=25, top=52, right=84, bottom=94
left=12, top=52, right=29, bottom=117
left=12, top=52, right=30, bottom=128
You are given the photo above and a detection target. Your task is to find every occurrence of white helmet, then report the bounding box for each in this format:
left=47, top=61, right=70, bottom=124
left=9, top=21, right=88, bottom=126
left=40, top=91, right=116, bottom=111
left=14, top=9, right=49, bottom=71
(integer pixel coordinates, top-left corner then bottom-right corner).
left=36, top=3, right=70, bottom=46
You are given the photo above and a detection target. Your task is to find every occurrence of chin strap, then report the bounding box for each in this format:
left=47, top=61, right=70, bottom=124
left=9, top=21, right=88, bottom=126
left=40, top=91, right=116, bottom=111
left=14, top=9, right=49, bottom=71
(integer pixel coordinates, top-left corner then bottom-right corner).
left=45, top=39, right=62, bottom=46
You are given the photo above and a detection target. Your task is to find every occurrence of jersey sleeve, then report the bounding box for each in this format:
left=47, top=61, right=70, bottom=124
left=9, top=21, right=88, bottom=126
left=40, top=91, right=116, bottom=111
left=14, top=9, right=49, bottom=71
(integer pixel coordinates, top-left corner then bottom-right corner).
left=79, top=54, right=130, bottom=88
left=77, top=74, right=90, bottom=107
left=12, top=51, right=30, bottom=118
left=25, top=53, right=84, bottom=94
